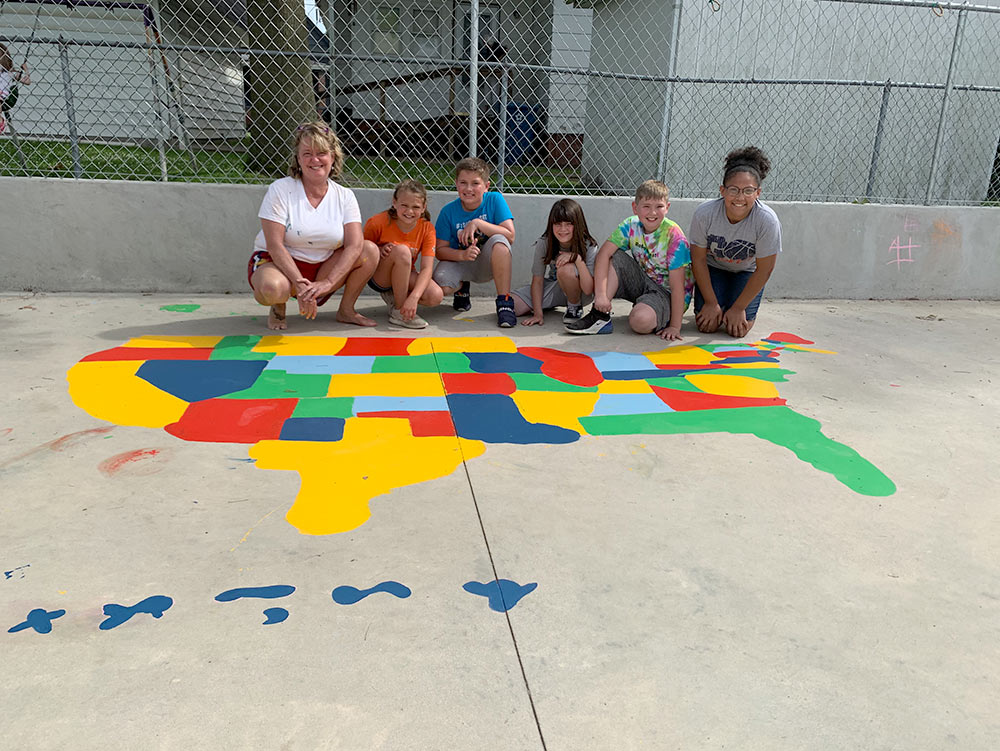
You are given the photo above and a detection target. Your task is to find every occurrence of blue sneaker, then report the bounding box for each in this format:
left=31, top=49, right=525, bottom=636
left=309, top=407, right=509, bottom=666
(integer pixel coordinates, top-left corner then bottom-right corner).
left=565, top=307, right=612, bottom=334
left=496, top=294, right=516, bottom=328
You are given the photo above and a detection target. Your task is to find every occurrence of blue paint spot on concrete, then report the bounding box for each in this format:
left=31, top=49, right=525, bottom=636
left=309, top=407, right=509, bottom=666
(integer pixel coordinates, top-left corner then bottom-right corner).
left=332, top=581, right=412, bottom=605
left=261, top=607, right=289, bottom=625
left=3, top=564, right=30, bottom=580
left=463, top=579, right=537, bottom=612
left=137, top=360, right=267, bottom=402
left=266, top=355, right=376, bottom=374
left=215, top=585, right=295, bottom=602
left=279, top=417, right=345, bottom=442
left=448, top=393, right=579, bottom=444
left=8, top=608, right=66, bottom=634
left=590, top=393, right=674, bottom=416
left=466, top=352, right=543, bottom=374
left=99, top=595, right=173, bottom=630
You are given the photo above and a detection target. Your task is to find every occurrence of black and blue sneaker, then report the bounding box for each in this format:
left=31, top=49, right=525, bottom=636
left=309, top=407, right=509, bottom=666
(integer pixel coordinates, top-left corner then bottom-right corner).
left=453, top=280, right=471, bottom=312
left=565, top=306, right=612, bottom=334
left=496, top=294, right=516, bottom=328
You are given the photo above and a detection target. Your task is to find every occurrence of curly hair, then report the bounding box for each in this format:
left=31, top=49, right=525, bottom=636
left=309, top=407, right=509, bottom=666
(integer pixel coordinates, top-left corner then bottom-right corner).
left=289, top=121, right=345, bottom=180
left=723, top=146, right=771, bottom=185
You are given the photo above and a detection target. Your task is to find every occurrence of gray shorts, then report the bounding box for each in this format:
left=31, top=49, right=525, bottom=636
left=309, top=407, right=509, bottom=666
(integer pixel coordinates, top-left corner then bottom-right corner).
left=512, top=276, right=593, bottom=310
left=611, top=250, right=672, bottom=330
left=432, top=234, right=511, bottom=289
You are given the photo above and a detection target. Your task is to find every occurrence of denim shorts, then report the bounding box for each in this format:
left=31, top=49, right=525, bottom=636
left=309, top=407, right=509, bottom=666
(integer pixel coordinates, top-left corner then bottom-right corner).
left=693, top=265, right=764, bottom=320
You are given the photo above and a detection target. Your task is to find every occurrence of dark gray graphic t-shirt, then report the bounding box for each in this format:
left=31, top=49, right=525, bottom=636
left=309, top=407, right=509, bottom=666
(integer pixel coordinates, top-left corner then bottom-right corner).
left=688, top=198, right=782, bottom=273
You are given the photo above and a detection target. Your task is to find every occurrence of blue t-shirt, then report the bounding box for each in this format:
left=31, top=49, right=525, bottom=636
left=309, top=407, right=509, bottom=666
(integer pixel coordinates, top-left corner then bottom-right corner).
left=434, top=191, right=514, bottom=249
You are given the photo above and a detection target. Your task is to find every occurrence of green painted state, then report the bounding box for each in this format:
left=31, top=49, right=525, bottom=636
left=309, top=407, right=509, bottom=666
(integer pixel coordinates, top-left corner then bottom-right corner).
left=372, top=353, right=474, bottom=373
left=159, top=304, right=201, bottom=313
left=209, top=335, right=274, bottom=361
left=221, top=370, right=330, bottom=399
left=292, top=397, right=355, bottom=418
left=682, top=368, right=797, bottom=383
left=510, top=373, right=598, bottom=392
left=644, top=377, right=704, bottom=392
left=580, top=406, right=896, bottom=497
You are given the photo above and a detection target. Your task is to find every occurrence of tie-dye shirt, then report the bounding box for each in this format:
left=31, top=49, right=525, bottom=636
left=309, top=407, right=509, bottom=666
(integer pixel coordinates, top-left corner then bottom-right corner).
left=607, top=216, right=694, bottom=305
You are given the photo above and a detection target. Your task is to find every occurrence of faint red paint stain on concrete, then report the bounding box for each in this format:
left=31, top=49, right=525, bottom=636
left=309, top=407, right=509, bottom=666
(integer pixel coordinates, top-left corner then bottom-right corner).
left=98, top=448, right=169, bottom=477
left=0, top=426, right=115, bottom=468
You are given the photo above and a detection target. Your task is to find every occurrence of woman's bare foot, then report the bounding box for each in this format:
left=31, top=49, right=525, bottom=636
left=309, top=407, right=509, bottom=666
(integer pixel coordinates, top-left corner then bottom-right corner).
left=336, top=309, right=377, bottom=327
left=268, top=304, right=287, bottom=330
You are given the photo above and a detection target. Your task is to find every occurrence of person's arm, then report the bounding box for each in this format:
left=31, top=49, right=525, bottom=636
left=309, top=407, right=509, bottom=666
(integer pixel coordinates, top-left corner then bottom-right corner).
left=722, top=254, right=776, bottom=337
left=521, top=276, right=545, bottom=326
left=300, top=221, right=364, bottom=302
left=691, top=244, right=723, bottom=331
left=457, top=217, right=515, bottom=247
left=436, top=236, right=477, bottom=262
left=592, top=241, right=618, bottom=312
left=15, top=63, right=30, bottom=86
left=262, top=219, right=312, bottom=295
left=402, top=253, right=434, bottom=320
left=659, top=266, right=686, bottom=341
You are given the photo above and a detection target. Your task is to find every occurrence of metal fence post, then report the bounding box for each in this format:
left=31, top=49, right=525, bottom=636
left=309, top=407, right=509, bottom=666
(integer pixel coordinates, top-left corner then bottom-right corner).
left=496, top=65, right=509, bottom=188
left=926, top=4, right=968, bottom=204
left=656, top=0, right=684, bottom=183
left=865, top=79, right=892, bottom=199
left=58, top=37, right=82, bottom=179
left=468, top=0, right=479, bottom=158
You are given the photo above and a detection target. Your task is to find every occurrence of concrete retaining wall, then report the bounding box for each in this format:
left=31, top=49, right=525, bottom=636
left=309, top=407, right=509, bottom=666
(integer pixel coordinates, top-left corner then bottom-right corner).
left=0, top=176, right=996, bottom=298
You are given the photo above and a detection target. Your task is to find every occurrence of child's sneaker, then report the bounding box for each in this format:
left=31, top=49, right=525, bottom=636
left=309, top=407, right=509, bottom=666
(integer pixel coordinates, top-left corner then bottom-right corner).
left=452, top=280, right=471, bottom=312
left=496, top=294, right=516, bottom=328
left=389, top=307, right=428, bottom=329
left=565, top=307, right=612, bottom=334
left=563, top=302, right=583, bottom=324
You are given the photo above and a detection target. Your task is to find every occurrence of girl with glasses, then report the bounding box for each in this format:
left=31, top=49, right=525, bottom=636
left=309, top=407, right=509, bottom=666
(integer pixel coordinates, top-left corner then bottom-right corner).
left=688, top=146, right=782, bottom=338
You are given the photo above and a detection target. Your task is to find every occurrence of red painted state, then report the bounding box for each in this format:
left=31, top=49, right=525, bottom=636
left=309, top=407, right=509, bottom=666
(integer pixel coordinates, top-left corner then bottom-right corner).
left=165, top=399, right=297, bottom=443
left=442, top=372, right=516, bottom=394
left=765, top=332, right=814, bottom=345
left=98, top=448, right=162, bottom=476
left=356, top=410, right=456, bottom=437
left=517, top=347, right=603, bottom=387
left=80, top=347, right=214, bottom=362
left=337, top=338, right=414, bottom=356
left=651, top=385, right=786, bottom=411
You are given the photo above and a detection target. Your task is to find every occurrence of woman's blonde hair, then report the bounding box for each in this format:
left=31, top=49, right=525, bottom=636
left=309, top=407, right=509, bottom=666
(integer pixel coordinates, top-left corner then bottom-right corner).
left=289, top=121, right=345, bottom=180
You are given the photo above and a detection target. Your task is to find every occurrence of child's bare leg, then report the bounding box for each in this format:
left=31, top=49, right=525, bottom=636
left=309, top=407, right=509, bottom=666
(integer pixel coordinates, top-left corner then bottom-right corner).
left=628, top=303, right=659, bottom=334
left=250, top=264, right=292, bottom=331
left=490, top=242, right=512, bottom=297
left=388, top=245, right=411, bottom=309
left=556, top=264, right=583, bottom=304
left=336, top=241, right=379, bottom=327
left=414, top=273, right=444, bottom=307
left=512, top=295, right=532, bottom=316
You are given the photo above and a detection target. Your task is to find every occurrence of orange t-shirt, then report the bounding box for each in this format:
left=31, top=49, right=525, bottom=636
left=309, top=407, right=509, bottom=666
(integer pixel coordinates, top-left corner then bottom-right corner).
left=363, top=211, right=436, bottom=270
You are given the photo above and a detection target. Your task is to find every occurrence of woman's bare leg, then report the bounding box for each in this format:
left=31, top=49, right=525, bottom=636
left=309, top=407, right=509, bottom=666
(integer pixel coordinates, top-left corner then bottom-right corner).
left=250, top=264, right=292, bottom=331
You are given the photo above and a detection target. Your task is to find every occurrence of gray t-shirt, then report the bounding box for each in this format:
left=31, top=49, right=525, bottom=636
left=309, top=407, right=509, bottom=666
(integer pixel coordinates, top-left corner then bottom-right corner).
left=530, top=237, right=598, bottom=280
left=688, top=198, right=782, bottom=273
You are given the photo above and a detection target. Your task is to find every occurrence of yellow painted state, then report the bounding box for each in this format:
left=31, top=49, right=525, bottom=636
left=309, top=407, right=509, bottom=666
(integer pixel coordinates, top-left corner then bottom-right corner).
left=643, top=345, right=719, bottom=365
left=597, top=379, right=653, bottom=394
left=123, top=335, right=223, bottom=348
left=328, top=372, right=445, bottom=397
left=67, top=361, right=189, bottom=428
left=249, top=418, right=486, bottom=535
left=510, top=391, right=599, bottom=434
left=721, top=361, right=780, bottom=370
left=253, top=335, right=347, bottom=355
left=685, top=373, right=780, bottom=399
left=407, top=336, right=517, bottom=355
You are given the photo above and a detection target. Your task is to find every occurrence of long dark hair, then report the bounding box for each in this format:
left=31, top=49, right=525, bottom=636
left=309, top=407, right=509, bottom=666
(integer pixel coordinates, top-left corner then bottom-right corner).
left=542, top=198, right=595, bottom=265
left=387, top=178, right=431, bottom=221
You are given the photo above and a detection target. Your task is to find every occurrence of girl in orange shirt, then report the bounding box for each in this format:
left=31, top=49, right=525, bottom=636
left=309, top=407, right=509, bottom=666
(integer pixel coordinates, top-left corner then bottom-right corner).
left=364, top=179, right=443, bottom=329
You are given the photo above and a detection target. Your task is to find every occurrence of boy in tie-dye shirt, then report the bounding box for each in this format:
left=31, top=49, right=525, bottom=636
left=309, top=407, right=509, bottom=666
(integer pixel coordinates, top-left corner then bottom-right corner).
left=566, top=180, right=692, bottom=339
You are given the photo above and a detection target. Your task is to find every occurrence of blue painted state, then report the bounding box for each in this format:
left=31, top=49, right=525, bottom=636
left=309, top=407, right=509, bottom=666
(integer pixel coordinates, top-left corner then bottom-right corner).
left=448, top=394, right=579, bottom=444
left=602, top=369, right=675, bottom=381
left=215, top=585, right=295, bottom=602
left=8, top=608, right=66, bottom=634
left=590, top=393, right=673, bottom=417
left=463, top=579, right=538, bottom=612
left=589, top=351, right=656, bottom=372
left=261, top=607, right=289, bottom=625
left=279, top=417, right=346, bottom=442
left=712, top=355, right=776, bottom=365
left=266, top=355, right=376, bottom=375
left=351, top=396, right=449, bottom=414
left=466, top=352, right=543, bottom=374
left=137, top=360, right=267, bottom=402
left=99, top=595, right=173, bottom=630
left=332, top=581, right=412, bottom=605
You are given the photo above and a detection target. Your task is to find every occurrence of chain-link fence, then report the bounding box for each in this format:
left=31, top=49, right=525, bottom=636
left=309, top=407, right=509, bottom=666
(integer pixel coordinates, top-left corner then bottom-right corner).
left=1, top=0, right=998, bottom=204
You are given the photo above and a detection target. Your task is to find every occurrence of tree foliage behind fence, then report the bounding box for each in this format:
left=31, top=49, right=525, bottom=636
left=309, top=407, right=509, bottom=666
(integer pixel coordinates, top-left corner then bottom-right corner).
left=1, top=0, right=999, bottom=204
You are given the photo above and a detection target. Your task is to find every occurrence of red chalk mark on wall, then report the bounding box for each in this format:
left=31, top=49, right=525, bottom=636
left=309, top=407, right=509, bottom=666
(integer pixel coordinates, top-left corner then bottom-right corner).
left=98, top=448, right=168, bottom=477
left=887, top=235, right=918, bottom=268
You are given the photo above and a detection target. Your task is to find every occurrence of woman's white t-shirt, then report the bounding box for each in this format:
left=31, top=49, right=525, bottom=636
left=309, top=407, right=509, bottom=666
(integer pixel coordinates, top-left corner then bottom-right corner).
left=0, top=70, right=18, bottom=98
left=253, top=176, right=362, bottom=264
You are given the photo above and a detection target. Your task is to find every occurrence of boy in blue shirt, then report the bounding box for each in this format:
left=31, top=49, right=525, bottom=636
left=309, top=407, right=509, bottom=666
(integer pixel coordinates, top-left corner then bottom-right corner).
left=433, top=157, right=517, bottom=327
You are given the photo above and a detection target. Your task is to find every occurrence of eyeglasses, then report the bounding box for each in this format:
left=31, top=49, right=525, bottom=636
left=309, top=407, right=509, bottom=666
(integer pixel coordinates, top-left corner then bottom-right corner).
left=723, top=186, right=759, bottom=197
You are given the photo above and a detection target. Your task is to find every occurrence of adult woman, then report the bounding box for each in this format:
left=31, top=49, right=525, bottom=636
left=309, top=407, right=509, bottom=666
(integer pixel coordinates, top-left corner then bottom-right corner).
left=688, top=146, right=782, bottom=338
left=248, top=122, right=378, bottom=330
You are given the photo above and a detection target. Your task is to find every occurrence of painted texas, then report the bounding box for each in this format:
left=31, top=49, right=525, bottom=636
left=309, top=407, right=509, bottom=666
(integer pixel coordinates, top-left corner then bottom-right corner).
left=66, top=333, right=895, bottom=535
